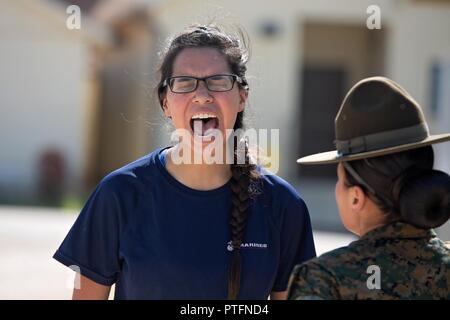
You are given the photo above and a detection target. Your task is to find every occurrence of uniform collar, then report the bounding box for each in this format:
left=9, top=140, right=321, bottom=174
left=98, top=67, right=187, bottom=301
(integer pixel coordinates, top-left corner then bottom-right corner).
left=360, top=221, right=437, bottom=241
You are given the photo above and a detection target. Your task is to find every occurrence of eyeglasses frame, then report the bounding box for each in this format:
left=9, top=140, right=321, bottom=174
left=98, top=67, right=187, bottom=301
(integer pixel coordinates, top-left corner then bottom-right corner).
left=161, top=74, right=248, bottom=93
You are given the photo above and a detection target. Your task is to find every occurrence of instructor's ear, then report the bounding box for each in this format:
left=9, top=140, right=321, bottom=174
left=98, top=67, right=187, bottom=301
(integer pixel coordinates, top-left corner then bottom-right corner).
left=350, top=186, right=366, bottom=212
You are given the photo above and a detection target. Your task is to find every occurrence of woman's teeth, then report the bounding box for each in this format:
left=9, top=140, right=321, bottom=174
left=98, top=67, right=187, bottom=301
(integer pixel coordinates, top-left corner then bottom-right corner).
left=190, top=114, right=219, bottom=137
left=191, top=113, right=218, bottom=120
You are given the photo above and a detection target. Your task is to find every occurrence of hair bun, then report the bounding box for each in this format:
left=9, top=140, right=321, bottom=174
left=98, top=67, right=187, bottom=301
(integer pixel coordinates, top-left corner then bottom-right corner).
left=396, top=170, right=450, bottom=229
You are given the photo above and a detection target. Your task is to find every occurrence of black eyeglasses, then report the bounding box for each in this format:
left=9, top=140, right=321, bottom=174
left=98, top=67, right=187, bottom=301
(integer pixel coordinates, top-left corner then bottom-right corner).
left=162, top=74, right=247, bottom=93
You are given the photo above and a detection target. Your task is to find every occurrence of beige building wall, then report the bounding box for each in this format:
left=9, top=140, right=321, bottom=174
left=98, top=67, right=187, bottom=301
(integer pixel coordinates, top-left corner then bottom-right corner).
left=302, top=24, right=385, bottom=86
left=386, top=1, right=450, bottom=125
left=0, top=1, right=106, bottom=197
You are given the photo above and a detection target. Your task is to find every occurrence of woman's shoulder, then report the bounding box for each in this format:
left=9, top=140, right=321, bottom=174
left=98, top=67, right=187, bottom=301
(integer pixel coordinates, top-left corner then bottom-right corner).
left=299, top=244, right=355, bottom=269
left=288, top=247, right=348, bottom=299
left=289, top=243, right=363, bottom=297
left=292, top=238, right=371, bottom=281
left=97, top=148, right=164, bottom=195
left=255, top=168, right=311, bottom=230
left=257, top=167, right=305, bottom=204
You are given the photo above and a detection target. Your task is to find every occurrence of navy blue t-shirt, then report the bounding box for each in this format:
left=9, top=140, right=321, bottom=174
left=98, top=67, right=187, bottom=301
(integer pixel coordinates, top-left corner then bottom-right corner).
left=53, top=147, right=316, bottom=299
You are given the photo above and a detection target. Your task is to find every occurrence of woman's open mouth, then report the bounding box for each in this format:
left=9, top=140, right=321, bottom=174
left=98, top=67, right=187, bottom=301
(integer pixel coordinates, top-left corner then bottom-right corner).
left=190, top=113, right=220, bottom=137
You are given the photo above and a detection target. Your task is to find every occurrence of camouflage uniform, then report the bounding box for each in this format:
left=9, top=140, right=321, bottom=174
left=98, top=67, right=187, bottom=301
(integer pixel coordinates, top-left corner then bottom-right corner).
left=288, top=222, right=450, bottom=299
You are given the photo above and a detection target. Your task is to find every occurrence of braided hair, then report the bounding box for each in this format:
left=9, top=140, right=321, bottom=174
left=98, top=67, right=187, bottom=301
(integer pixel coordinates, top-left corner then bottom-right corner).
left=156, top=24, right=261, bottom=299
left=228, top=117, right=261, bottom=300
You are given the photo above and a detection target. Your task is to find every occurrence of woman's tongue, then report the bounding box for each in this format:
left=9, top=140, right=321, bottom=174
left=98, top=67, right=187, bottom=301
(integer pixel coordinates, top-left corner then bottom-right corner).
left=193, top=118, right=217, bottom=136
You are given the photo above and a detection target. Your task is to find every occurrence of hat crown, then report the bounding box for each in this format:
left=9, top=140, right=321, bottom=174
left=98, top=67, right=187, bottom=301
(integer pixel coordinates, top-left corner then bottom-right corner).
left=336, top=77, right=427, bottom=139
left=335, top=77, right=429, bottom=156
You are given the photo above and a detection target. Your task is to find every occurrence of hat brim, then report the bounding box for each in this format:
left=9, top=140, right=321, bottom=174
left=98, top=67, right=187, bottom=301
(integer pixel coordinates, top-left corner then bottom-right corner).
left=297, top=133, right=450, bottom=165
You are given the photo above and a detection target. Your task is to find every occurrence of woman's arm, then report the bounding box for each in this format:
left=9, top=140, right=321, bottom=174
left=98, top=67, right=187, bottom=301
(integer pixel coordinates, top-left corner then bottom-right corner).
left=270, top=291, right=287, bottom=300
left=72, top=274, right=111, bottom=300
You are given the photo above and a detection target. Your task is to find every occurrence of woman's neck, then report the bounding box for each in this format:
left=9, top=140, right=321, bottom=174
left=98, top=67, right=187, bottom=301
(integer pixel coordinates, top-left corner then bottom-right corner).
left=357, top=204, right=389, bottom=237
left=165, top=146, right=232, bottom=191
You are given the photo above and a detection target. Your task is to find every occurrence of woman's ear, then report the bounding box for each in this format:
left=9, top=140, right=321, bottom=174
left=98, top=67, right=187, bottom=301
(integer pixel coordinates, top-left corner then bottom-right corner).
left=238, top=89, right=248, bottom=112
left=350, top=185, right=366, bottom=212
left=162, top=99, right=171, bottom=118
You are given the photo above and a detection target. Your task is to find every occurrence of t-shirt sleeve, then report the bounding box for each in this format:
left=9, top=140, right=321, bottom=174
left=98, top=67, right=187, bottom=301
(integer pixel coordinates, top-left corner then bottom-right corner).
left=272, top=195, right=316, bottom=292
left=287, top=262, right=340, bottom=300
left=53, top=177, right=122, bottom=286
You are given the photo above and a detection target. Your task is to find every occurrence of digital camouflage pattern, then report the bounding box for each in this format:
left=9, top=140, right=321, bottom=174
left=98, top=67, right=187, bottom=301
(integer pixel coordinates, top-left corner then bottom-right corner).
left=287, top=222, right=450, bottom=299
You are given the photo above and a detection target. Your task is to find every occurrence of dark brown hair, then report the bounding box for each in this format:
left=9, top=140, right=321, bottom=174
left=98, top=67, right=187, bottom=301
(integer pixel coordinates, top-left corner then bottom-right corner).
left=343, top=146, right=450, bottom=229
left=156, top=24, right=260, bottom=299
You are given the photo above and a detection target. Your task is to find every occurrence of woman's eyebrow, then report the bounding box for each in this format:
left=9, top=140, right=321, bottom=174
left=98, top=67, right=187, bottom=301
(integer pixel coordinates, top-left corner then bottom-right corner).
left=171, top=71, right=230, bottom=77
